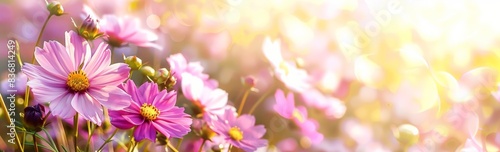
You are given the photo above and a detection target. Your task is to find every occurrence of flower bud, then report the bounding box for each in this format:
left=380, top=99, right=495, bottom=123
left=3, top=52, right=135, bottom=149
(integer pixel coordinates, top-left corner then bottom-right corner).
left=140, top=66, right=155, bottom=77
left=78, top=15, right=102, bottom=40
left=395, top=124, right=419, bottom=147
left=154, top=68, right=177, bottom=90
left=124, top=56, right=143, bottom=70
left=242, top=76, right=256, bottom=88
left=46, top=1, right=64, bottom=16
left=23, top=104, right=46, bottom=132
left=155, top=68, right=170, bottom=83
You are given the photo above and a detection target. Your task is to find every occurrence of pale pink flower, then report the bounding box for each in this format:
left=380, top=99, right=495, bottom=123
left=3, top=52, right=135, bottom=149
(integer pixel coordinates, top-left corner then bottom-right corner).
left=22, top=31, right=131, bottom=125
left=100, top=15, right=161, bottom=50
left=262, top=37, right=311, bottom=93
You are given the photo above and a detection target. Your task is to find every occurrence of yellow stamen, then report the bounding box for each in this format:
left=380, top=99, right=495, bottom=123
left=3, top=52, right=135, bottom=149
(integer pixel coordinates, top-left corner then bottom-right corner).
left=293, top=109, right=305, bottom=123
left=279, top=61, right=290, bottom=75
left=140, top=103, right=160, bottom=121
left=66, top=70, right=90, bottom=92
left=228, top=127, right=243, bottom=141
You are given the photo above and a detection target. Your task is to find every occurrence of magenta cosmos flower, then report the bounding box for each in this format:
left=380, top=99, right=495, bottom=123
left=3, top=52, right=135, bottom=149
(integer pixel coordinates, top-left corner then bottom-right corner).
left=99, top=15, right=161, bottom=50
left=167, top=53, right=218, bottom=89
left=273, top=89, right=324, bottom=143
left=22, top=31, right=131, bottom=125
left=209, top=108, right=267, bottom=151
left=109, top=80, right=192, bottom=142
left=181, top=73, right=228, bottom=119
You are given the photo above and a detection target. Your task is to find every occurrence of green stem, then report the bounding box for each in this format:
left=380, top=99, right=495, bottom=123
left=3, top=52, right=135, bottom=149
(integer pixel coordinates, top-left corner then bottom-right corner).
left=176, top=138, right=183, bottom=149
left=248, top=88, right=274, bottom=114
left=85, top=121, right=95, bottom=151
left=32, top=14, right=53, bottom=64
left=25, top=14, right=53, bottom=108
left=96, top=129, right=118, bottom=152
left=127, top=139, right=136, bottom=152
left=237, top=89, right=250, bottom=115
left=33, top=134, right=39, bottom=152
left=14, top=39, right=23, bottom=67
left=166, top=139, right=179, bottom=152
left=197, top=140, right=206, bottom=152
left=0, top=95, right=24, bottom=151
left=73, top=114, right=79, bottom=151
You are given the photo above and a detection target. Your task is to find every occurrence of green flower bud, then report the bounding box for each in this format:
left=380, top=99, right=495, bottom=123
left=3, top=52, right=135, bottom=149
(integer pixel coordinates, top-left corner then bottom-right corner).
left=154, top=68, right=177, bottom=90
left=155, top=68, right=170, bottom=83
left=46, top=1, right=64, bottom=16
left=140, top=66, right=155, bottom=77
left=395, top=124, right=419, bottom=147
left=124, top=56, right=143, bottom=70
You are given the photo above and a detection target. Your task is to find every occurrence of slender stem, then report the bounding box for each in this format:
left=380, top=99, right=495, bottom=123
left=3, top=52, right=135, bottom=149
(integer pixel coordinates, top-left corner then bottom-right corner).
left=176, top=138, right=183, bottom=149
left=197, top=140, right=206, bottom=152
left=127, top=139, right=136, bottom=152
left=166, top=138, right=179, bottom=152
left=33, top=134, right=39, bottom=152
left=96, top=129, right=118, bottom=151
left=32, top=14, right=53, bottom=64
left=14, top=39, right=23, bottom=67
left=0, top=94, right=24, bottom=151
left=24, top=14, right=53, bottom=109
left=237, top=89, right=250, bottom=115
left=228, top=144, right=233, bottom=152
left=85, top=121, right=95, bottom=151
left=42, top=111, right=51, bottom=127
left=73, top=114, right=79, bottom=151
left=248, top=88, right=274, bottom=114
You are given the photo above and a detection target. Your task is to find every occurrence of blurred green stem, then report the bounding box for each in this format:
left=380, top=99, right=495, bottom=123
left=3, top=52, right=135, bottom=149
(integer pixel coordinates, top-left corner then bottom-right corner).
left=237, top=89, right=250, bottom=115
left=73, top=114, right=79, bottom=151
left=248, top=87, right=274, bottom=114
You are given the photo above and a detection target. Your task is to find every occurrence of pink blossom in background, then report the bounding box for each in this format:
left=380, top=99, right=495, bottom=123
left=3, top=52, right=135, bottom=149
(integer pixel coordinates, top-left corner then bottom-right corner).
left=209, top=108, right=267, bottom=151
left=181, top=73, right=228, bottom=119
left=262, top=37, right=311, bottom=93
left=167, top=53, right=218, bottom=89
left=100, top=15, right=162, bottom=50
left=273, top=89, right=324, bottom=143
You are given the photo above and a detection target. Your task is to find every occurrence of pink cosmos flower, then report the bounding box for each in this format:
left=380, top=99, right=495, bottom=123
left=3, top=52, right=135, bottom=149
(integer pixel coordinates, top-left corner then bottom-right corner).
left=167, top=53, right=218, bottom=89
left=273, top=89, right=324, bottom=143
left=109, top=80, right=192, bottom=142
left=100, top=15, right=161, bottom=50
left=22, top=31, right=131, bottom=125
left=262, top=37, right=311, bottom=93
left=181, top=73, right=228, bottom=119
left=209, top=108, right=267, bottom=151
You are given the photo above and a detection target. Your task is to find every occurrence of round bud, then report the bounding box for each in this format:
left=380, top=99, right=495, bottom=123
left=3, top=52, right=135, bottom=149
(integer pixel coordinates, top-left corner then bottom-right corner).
left=140, top=66, right=155, bottom=77
left=395, top=124, right=419, bottom=147
left=124, top=56, right=143, bottom=70
left=47, top=1, right=64, bottom=16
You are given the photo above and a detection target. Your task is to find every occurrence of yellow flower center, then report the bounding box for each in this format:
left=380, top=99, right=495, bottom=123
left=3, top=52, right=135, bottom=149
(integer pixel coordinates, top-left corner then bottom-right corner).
left=228, top=127, right=244, bottom=141
left=140, top=103, right=160, bottom=121
left=279, top=61, right=290, bottom=75
left=66, top=70, right=90, bottom=92
left=292, top=109, right=305, bottom=123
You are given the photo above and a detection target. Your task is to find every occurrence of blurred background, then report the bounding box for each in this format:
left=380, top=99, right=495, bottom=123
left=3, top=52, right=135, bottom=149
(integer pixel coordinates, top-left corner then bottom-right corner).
left=3, top=0, right=500, bottom=151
